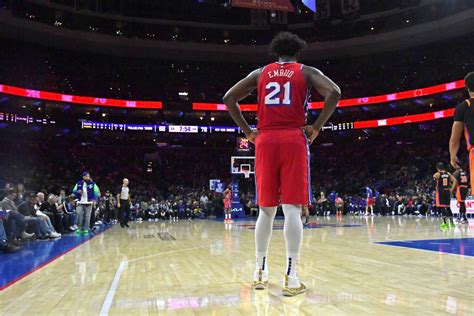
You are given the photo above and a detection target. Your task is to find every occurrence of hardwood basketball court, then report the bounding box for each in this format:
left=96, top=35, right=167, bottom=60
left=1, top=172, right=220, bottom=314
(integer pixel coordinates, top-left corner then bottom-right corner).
left=0, top=216, right=473, bottom=315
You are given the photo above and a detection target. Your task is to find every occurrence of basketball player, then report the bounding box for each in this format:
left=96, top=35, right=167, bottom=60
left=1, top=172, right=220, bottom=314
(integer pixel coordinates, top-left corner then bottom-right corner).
left=223, top=185, right=233, bottom=223
left=365, top=187, right=374, bottom=216
left=433, top=162, right=457, bottom=229
left=453, top=167, right=469, bottom=224
left=223, top=32, right=340, bottom=296
left=450, top=72, right=474, bottom=194
left=335, top=195, right=344, bottom=216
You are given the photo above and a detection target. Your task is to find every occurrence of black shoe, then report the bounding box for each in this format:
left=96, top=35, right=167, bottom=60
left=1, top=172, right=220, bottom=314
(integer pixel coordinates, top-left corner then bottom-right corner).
left=125, top=223, right=130, bottom=228
left=37, top=235, right=49, bottom=241
left=120, top=222, right=125, bottom=228
left=2, top=243, right=21, bottom=253
left=11, top=240, right=22, bottom=247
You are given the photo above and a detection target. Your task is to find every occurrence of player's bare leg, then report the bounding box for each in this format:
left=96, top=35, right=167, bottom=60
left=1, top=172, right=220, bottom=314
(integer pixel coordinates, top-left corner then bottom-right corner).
left=446, top=207, right=455, bottom=227
left=253, top=206, right=277, bottom=289
left=282, top=204, right=306, bottom=296
left=440, top=207, right=455, bottom=229
left=224, top=208, right=233, bottom=223
left=336, top=206, right=343, bottom=221
left=301, top=205, right=310, bottom=227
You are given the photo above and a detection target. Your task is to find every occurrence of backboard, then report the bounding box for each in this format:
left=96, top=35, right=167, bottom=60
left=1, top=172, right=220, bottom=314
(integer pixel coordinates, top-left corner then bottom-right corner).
left=231, top=156, right=255, bottom=177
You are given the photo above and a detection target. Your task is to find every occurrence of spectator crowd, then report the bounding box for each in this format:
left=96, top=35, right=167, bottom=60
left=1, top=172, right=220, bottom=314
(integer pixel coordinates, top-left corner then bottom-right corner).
left=1, top=126, right=468, bottom=254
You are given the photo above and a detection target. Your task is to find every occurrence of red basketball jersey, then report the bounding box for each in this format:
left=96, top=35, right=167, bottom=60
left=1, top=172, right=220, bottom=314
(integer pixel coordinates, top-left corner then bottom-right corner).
left=223, top=191, right=232, bottom=203
left=257, top=62, right=310, bottom=130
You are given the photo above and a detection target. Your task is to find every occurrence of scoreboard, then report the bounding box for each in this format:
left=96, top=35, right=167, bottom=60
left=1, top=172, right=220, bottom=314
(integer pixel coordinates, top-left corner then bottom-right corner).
left=80, top=120, right=353, bottom=134
left=81, top=121, right=241, bottom=133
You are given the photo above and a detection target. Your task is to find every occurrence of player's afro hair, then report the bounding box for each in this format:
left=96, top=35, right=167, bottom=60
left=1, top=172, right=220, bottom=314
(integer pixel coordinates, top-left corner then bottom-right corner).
left=465, top=72, right=474, bottom=92
left=269, top=32, right=307, bottom=58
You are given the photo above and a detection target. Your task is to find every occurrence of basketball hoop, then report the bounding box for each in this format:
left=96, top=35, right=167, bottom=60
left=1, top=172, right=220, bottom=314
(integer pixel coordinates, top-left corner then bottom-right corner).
left=240, top=163, right=251, bottom=178
left=231, top=156, right=255, bottom=178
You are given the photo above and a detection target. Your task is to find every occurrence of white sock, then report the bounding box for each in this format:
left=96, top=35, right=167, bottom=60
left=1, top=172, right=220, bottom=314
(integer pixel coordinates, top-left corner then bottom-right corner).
left=282, top=204, right=303, bottom=278
left=255, top=206, right=277, bottom=271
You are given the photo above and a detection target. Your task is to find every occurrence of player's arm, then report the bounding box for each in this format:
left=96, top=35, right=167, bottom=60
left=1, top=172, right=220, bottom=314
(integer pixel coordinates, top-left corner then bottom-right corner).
left=449, top=173, right=458, bottom=193
left=223, top=69, right=262, bottom=142
left=433, top=172, right=439, bottom=180
left=450, top=122, right=464, bottom=169
left=450, top=103, right=466, bottom=169
left=302, top=66, right=341, bottom=143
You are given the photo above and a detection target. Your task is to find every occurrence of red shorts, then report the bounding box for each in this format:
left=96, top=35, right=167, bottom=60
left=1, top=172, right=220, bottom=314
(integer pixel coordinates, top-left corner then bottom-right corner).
left=255, top=128, right=310, bottom=207
left=224, top=200, right=232, bottom=209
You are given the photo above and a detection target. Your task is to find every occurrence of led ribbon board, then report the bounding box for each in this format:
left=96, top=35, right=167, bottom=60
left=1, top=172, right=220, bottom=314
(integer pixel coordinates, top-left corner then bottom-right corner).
left=0, top=84, right=162, bottom=109
left=192, top=80, right=465, bottom=111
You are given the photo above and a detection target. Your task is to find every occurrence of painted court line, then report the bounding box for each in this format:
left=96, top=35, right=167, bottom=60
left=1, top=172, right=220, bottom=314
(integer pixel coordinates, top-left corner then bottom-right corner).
left=99, top=237, right=250, bottom=315
left=127, top=245, right=207, bottom=263
left=99, top=244, right=211, bottom=315
left=99, top=261, right=127, bottom=316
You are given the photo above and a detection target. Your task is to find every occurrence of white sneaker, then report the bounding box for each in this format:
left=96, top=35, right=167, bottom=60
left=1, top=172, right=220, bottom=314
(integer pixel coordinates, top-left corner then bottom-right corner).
left=49, top=232, right=61, bottom=238
left=69, top=226, right=77, bottom=231
left=21, top=231, right=35, bottom=239
left=253, top=269, right=268, bottom=290
left=282, top=275, right=307, bottom=297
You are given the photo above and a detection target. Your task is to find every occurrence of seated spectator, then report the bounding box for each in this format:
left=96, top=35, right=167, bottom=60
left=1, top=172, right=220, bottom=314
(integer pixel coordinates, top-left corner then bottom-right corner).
left=15, top=183, right=27, bottom=204
left=100, top=191, right=115, bottom=224
left=35, top=192, right=61, bottom=238
left=0, top=208, right=20, bottom=253
left=0, top=222, right=20, bottom=253
left=40, top=194, right=71, bottom=234
left=146, top=198, right=159, bottom=221
left=17, top=194, right=49, bottom=240
left=192, top=200, right=204, bottom=219
left=1, top=189, right=36, bottom=245
left=200, top=193, right=209, bottom=213
left=170, top=200, right=179, bottom=221
left=63, top=195, right=78, bottom=230
left=159, top=203, right=168, bottom=220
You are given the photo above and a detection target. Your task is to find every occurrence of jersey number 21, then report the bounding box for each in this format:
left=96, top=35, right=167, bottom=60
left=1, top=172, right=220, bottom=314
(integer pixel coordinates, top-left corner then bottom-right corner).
left=265, top=82, right=291, bottom=106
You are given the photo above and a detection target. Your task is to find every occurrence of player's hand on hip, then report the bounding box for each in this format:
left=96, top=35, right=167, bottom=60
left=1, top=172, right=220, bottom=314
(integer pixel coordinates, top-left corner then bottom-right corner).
left=450, top=156, right=461, bottom=169
left=303, top=125, right=319, bottom=145
left=245, top=129, right=259, bottom=144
